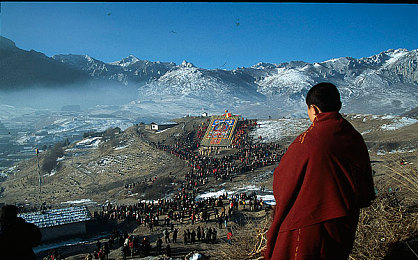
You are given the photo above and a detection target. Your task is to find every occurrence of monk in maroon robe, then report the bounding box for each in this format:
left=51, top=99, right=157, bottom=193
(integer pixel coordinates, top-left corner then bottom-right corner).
left=264, top=83, right=375, bottom=260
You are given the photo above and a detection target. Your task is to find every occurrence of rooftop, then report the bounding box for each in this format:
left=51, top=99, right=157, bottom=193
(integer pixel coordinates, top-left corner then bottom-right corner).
left=18, top=206, right=91, bottom=228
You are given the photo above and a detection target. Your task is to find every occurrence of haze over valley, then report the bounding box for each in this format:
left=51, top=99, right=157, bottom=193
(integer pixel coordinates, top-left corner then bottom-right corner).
left=1, top=36, right=417, bottom=172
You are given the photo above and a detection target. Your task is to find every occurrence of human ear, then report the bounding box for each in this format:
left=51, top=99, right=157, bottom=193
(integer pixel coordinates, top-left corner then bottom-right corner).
left=311, top=105, right=321, bottom=115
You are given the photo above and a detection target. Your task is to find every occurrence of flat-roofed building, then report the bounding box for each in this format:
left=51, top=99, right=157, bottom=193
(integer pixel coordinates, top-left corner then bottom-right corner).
left=18, top=206, right=91, bottom=242
left=145, top=122, right=178, bottom=131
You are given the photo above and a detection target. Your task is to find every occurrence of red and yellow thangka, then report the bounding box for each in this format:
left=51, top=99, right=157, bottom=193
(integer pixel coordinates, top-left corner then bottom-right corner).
left=201, top=111, right=239, bottom=147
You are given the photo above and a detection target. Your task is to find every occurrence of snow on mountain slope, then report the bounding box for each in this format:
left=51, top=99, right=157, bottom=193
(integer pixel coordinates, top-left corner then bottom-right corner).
left=384, top=49, right=409, bottom=66
left=53, top=54, right=126, bottom=82
left=132, top=60, right=270, bottom=118
left=142, top=61, right=261, bottom=99
left=143, top=61, right=223, bottom=97
left=256, top=67, right=314, bottom=96
left=53, top=54, right=175, bottom=85
left=110, top=55, right=140, bottom=67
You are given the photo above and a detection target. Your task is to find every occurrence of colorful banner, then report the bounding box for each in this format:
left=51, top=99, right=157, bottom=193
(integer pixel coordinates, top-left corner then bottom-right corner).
left=201, top=116, right=239, bottom=147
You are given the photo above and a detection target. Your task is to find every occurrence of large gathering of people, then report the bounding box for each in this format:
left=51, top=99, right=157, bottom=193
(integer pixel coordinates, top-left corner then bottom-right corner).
left=87, top=117, right=283, bottom=258
left=148, top=119, right=282, bottom=189
left=11, top=116, right=282, bottom=259
left=89, top=191, right=267, bottom=258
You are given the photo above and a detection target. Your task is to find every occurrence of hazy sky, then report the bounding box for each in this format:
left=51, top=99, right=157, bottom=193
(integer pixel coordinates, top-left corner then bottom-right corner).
left=1, top=2, right=417, bottom=69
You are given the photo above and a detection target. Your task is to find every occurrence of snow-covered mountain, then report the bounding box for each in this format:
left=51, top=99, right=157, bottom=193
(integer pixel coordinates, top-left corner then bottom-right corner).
left=53, top=54, right=176, bottom=86
left=54, top=48, right=417, bottom=118
left=129, top=49, right=418, bottom=118
left=0, top=32, right=411, bottom=118
left=2, top=39, right=418, bottom=170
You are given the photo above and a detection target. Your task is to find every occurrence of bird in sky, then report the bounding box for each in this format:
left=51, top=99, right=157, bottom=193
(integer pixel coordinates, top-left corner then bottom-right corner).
left=235, top=18, right=240, bottom=27
left=169, top=30, right=177, bottom=34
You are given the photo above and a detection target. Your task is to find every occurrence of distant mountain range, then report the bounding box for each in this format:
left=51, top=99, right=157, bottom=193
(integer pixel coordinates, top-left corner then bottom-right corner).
left=1, top=36, right=417, bottom=118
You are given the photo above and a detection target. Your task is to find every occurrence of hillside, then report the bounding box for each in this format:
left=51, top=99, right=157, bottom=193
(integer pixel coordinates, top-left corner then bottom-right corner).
left=0, top=113, right=416, bottom=259
left=0, top=125, right=187, bottom=206
left=1, top=113, right=416, bottom=206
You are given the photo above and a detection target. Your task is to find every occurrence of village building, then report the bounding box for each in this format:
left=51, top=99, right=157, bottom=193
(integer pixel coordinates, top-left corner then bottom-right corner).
left=18, top=206, right=91, bottom=242
left=145, top=122, right=178, bottom=131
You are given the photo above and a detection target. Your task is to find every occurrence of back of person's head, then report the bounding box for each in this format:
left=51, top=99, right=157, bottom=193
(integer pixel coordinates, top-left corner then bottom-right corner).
left=306, top=82, right=342, bottom=112
left=0, top=204, right=18, bottom=223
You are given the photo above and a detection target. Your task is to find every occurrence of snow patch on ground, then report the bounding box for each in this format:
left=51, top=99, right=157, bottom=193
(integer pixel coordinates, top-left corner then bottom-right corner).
left=16, top=135, right=31, bottom=145
left=114, top=145, right=130, bottom=150
left=377, top=148, right=417, bottom=156
left=250, top=119, right=311, bottom=143
left=380, top=117, right=417, bottom=131
left=196, top=182, right=276, bottom=205
left=44, top=169, right=57, bottom=177
left=33, top=234, right=109, bottom=254
left=361, top=130, right=372, bottom=135
left=76, top=137, right=102, bottom=148
left=155, top=128, right=170, bottom=134
left=61, top=199, right=96, bottom=205
left=196, top=190, right=226, bottom=200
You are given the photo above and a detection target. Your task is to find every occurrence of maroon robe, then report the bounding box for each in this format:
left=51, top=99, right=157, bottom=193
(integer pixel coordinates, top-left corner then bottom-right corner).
left=265, top=112, right=375, bottom=260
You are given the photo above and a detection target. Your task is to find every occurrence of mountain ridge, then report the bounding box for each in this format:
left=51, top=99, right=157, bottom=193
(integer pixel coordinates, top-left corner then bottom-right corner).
left=1, top=36, right=417, bottom=117
left=0, top=36, right=91, bottom=89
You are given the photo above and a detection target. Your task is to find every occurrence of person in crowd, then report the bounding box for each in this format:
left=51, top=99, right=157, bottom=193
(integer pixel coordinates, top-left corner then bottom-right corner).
left=191, top=229, right=196, bottom=244
left=166, top=244, right=172, bottom=257
left=164, top=228, right=171, bottom=243
left=197, top=226, right=201, bottom=241
left=212, top=229, right=217, bottom=244
left=156, top=237, right=163, bottom=255
left=183, top=230, right=188, bottom=245
left=141, top=236, right=151, bottom=256
left=173, top=228, right=178, bottom=243
left=96, top=240, right=101, bottom=252
left=227, top=229, right=232, bottom=245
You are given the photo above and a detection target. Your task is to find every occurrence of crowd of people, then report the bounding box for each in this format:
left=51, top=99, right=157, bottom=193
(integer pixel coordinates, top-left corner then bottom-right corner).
left=94, top=191, right=266, bottom=229
left=9, top=116, right=282, bottom=259
left=88, top=117, right=282, bottom=258
left=183, top=226, right=217, bottom=244
left=149, top=119, right=282, bottom=189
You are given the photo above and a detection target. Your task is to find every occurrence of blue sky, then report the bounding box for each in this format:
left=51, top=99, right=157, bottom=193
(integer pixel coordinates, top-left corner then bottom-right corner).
left=1, top=2, right=417, bottom=70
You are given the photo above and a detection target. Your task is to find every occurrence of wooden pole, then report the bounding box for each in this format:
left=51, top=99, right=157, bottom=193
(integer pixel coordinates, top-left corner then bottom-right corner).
left=36, top=148, right=42, bottom=209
